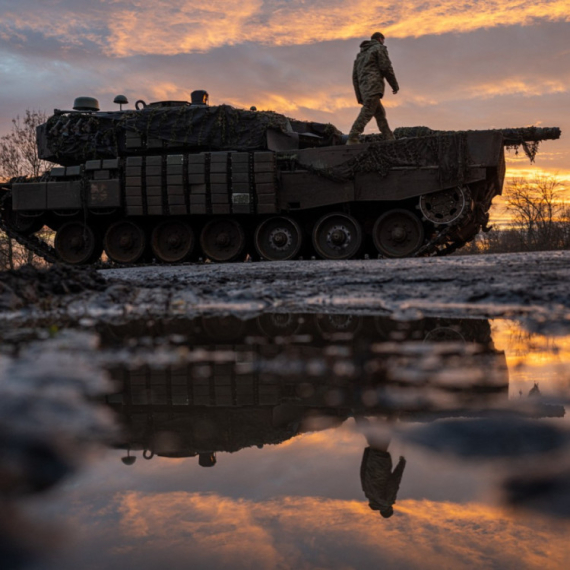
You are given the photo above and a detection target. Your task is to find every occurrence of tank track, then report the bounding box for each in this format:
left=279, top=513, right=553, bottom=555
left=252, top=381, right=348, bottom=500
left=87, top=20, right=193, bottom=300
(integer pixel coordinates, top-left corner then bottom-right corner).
left=0, top=191, right=60, bottom=264
left=0, top=187, right=478, bottom=266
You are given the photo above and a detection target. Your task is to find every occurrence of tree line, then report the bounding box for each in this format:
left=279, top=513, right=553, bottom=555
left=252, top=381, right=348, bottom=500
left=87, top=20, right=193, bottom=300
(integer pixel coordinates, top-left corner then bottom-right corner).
left=459, top=174, right=570, bottom=255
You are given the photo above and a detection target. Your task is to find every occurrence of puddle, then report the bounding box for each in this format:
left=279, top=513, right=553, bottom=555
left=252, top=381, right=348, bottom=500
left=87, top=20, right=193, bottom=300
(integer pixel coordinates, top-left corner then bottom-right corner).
left=2, top=313, right=570, bottom=569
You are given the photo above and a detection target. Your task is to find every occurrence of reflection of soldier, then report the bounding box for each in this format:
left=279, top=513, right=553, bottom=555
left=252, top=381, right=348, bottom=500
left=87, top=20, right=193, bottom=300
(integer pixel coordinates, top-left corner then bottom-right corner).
left=357, top=417, right=406, bottom=518
left=347, top=32, right=399, bottom=144
left=361, top=447, right=406, bottom=518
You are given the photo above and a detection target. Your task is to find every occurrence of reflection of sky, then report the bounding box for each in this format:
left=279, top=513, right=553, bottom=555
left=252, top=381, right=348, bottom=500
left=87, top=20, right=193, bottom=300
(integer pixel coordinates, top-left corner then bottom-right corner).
left=24, top=317, right=570, bottom=569
left=31, top=423, right=570, bottom=570
left=492, top=319, right=570, bottom=398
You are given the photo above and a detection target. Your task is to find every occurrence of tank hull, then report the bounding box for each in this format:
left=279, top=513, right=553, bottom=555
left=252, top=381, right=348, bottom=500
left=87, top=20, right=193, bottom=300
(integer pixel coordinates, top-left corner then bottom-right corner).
left=2, top=129, right=508, bottom=264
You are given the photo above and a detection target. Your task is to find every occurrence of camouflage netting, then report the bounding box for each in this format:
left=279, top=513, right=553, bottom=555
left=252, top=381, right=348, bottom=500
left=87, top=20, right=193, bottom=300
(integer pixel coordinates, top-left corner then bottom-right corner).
left=37, top=105, right=342, bottom=166
left=392, top=126, right=561, bottom=163
left=293, top=132, right=471, bottom=185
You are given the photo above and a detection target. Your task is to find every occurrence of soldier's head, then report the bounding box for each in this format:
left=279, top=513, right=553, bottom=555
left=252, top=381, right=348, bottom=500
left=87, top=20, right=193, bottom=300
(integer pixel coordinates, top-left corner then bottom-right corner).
left=380, top=506, right=394, bottom=518
left=371, top=32, right=385, bottom=44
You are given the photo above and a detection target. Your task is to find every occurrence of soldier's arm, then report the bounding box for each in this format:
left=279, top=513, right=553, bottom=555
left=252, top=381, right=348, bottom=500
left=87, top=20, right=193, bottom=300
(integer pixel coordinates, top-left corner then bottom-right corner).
left=386, top=456, right=406, bottom=503
left=376, top=47, right=400, bottom=93
left=352, top=62, right=363, bottom=104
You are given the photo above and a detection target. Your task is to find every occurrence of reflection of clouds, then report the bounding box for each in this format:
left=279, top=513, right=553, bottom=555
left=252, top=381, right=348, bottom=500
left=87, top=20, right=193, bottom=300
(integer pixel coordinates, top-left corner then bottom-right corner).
left=1, top=1, right=569, bottom=56
left=492, top=320, right=570, bottom=398
left=105, top=492, right=570, bottom=569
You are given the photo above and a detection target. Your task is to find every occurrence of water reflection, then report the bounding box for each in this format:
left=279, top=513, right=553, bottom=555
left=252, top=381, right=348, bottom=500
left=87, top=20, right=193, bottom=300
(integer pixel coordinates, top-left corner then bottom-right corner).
left=3, top=313, right=570, bottom=569
left=102, top=315, right=514, bottom=465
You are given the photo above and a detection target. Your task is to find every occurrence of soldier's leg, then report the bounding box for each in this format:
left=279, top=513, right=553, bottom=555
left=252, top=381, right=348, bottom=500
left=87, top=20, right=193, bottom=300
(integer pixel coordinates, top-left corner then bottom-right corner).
left=374, top=100, right=394, bottom=140
left=347, top=98, right=380, bottom=143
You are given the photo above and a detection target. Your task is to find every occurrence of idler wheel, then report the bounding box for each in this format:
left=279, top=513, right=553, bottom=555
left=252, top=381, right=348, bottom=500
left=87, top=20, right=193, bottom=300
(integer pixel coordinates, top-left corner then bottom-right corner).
left=373, top=209, right=425, bottom=258
left=54, top=221, right=100, bottom=265
left=151, top=220, right=195, bottom=263
left=104, top=220, right=147, bottom=264
left=3, top=199, right=44, bottom=236
left=424, top=327, right=466, bottom=343
left=200, top=219, right=245, bottom=262
left=312, top=213, right=362, bottom=260
left=254, top=216, right=303, bottom=261
left=419, top=186, right=470, bottom=225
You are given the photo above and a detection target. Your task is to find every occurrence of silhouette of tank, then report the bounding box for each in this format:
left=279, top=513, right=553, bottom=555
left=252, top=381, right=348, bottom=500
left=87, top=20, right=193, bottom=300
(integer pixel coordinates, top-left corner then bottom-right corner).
left=0, top=91, right=561, bottom=264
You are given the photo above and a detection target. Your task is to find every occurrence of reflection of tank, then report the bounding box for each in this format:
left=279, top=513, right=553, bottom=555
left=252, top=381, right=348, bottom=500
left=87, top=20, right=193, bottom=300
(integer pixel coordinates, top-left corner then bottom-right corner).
left=103, top=314, right=518, bottom=463
left=0, top=91, right=561, bottom=265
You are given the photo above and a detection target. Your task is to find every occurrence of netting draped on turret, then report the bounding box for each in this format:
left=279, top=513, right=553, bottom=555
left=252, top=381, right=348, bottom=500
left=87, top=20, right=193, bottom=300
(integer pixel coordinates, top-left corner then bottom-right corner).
left=291, top=132, right=471, bottom=185
left=37, top=105, right=294, bottom=164
left=392, top=126, right=561, bottom=163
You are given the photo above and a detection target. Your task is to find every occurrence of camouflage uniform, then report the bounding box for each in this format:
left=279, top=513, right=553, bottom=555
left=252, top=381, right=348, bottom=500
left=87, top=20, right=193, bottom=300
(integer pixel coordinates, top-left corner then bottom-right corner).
left=348, top=40, right=400, bottom=142
left=360, top=448, right=406, bottom=513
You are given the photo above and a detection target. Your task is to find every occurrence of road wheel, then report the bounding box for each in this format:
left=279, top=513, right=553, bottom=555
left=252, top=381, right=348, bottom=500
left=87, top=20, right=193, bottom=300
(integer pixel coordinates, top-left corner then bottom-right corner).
left=200, top=219, right=245, bottom=262
left=104, top=220, right=147, bottom=264
left=257, top=313, right=301, bottom=337
left=151, top=220, right=195, bottom=263
left=312, top=213, right=362, bottom=260
left=55, top=221, right=99, bottom=265
left=254, top=216, right=303, bottom=261
left=373, top=209, right=424, bottom=258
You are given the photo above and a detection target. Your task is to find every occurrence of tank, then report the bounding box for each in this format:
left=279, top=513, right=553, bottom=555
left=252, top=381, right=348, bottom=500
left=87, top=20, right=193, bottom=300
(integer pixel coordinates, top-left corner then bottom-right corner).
left=0, top=92, right=561, bottom=265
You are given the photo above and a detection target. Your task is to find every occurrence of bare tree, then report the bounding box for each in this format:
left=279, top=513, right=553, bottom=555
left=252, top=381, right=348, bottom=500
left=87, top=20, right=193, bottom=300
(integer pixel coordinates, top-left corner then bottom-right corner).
left=455, top=174, right=570, bottom=255
left=505, top=174, right=568, bottom=251
left=0, top=109, right=52, bottom=269
left=0, top=109, right=51, bottom=181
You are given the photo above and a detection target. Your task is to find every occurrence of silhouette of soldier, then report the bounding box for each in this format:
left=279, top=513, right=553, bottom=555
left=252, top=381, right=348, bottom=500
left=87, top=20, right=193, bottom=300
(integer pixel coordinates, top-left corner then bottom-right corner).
left=347, top=32, right=400, bottom=144
left=356, top=416, right=406, bottom=518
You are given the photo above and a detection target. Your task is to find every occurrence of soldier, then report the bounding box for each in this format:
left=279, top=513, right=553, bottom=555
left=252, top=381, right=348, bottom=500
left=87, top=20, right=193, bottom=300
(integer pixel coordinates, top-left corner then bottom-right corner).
left=347, top=32, right=400, bottom=144
left=360, top=446, right=406, bottom=518
left=356, top=415, right=406, bottom=518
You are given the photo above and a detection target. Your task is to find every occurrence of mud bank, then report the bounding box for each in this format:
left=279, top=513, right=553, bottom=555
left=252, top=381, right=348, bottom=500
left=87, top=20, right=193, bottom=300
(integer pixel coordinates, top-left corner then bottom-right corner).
left=0, top=264, right=107, bottom=311
left=2, top=251, right=570, bottom=330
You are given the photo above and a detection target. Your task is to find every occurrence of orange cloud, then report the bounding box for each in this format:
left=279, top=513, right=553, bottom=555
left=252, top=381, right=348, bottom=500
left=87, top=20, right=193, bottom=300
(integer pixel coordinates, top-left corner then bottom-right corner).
left=107, top=491, right=570, bottom=569
left=2, top=1, right=570, bottom=57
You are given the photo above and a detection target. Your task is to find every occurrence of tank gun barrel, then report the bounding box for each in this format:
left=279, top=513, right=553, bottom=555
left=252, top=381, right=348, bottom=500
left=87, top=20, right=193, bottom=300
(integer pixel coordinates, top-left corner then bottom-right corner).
left=499, top=126, right=561, bottom=146
left=393, top=126, right=561, bottom=146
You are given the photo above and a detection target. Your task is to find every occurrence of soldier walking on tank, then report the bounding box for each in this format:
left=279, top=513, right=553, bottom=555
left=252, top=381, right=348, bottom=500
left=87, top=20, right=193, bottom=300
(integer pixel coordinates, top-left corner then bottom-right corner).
left=347, top=32, right=399, bottom=144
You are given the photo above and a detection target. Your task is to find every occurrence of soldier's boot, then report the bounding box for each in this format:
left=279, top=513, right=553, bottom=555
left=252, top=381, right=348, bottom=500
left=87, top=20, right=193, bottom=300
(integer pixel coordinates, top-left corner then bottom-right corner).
left=376, top=117, right=394, bottom=140
left=374, top=104, right=395, bottom=140
left=346, top=134, right=361, bottom=145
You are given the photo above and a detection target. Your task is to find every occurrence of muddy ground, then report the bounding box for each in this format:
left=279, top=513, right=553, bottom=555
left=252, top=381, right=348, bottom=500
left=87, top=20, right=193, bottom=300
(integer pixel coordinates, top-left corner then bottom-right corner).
left=2, top=250, right=569, bottom=331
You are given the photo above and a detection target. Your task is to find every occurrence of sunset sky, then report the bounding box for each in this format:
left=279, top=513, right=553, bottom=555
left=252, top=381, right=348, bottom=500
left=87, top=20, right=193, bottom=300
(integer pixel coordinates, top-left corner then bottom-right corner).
left=0, top=1, right=568, bottom=195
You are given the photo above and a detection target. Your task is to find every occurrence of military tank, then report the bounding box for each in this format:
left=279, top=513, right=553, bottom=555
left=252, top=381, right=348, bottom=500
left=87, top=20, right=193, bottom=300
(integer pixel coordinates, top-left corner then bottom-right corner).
left=0, top=90, right=561, bottom=265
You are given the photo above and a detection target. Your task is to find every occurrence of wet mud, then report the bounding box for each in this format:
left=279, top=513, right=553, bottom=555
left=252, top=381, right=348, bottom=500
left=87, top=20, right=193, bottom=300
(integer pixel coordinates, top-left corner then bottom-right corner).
left=0, top=264, right=106, bottom=312
left=4, top=252, right=570, bottom=334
